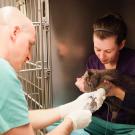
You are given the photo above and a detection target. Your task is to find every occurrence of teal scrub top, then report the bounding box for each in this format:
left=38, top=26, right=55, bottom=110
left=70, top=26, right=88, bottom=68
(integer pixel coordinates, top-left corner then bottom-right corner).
left=0, top=58, right=29, bottom=134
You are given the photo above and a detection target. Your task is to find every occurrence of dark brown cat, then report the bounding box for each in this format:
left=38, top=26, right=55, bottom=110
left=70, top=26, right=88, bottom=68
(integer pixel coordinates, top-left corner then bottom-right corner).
left=83, top=69, right=135, bottom=94
left=83, top=69, right=135, bottom=121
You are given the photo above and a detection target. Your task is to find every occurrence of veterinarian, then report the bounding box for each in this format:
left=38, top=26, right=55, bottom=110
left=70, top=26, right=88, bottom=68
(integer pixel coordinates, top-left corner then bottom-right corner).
left=75, top=13, right=135, bottom=135
left=0, top=6, right=106, bottom=135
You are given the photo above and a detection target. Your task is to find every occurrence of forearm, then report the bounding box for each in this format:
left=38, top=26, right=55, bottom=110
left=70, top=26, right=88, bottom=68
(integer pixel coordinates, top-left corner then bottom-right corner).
left=113, top=87, right=125, bottom=101
left=29, top=108, right=61, bottom=130
left=101, top=82, right=125, bottom=101
left=4, top=124, right=35, bottom=135
left=29, top=91, right=93, bottom=131
left=46, top=117, right=73, bottom=135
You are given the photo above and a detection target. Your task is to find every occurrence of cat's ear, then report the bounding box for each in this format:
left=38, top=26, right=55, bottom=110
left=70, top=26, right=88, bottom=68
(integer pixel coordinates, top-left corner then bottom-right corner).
left=83, top=71, right=89, bottom=77
left=87, top=69, right=94, bottom=76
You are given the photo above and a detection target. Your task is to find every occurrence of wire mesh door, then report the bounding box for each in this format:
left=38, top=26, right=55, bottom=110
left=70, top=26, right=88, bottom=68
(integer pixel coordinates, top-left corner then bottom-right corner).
left=18, top=0, right=53, bottom=110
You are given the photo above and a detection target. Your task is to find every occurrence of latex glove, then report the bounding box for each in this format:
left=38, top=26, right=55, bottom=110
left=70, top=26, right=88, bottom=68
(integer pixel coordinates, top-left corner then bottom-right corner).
left=66, top=110, right=92, bottom=130
left=87, top=88, right=106, bottom=112
left=58, top=92, right=96, bottom=118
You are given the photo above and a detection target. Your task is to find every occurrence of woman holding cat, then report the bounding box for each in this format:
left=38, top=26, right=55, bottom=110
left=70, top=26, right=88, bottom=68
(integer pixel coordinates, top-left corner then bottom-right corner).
left=75, top=13, right=135, bottom=135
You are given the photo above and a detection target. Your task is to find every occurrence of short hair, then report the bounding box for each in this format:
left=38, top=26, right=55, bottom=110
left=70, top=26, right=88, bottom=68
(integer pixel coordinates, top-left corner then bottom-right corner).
left=93, top=13, right=127, bottom=45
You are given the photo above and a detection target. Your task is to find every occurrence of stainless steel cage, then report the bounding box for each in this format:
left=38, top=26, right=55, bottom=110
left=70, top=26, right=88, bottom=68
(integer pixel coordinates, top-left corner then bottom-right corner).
left=18, top=0, right=53, bottom=110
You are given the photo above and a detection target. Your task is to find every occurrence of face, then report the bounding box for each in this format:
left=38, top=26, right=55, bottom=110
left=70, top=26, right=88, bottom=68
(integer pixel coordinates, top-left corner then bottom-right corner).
left=93, top=34, right=124, bottom=65
left=11, top=25, right=36, bottom=71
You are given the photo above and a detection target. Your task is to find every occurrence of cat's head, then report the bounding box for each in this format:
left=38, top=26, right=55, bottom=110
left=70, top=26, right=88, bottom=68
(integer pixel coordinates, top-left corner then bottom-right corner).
left=83, top=69, right=118, bottom=92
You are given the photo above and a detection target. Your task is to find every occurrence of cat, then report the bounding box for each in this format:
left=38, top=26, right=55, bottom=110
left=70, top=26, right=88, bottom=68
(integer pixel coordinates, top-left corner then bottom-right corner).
left=82, top=69, right=135, bottom=121
left=83, top=69, right=135, bottom=94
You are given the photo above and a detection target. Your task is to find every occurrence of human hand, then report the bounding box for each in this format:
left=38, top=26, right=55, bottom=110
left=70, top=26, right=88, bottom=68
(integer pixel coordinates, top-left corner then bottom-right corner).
left=87, top=88, right=106, bottom=112
left=75, top=71, right=92, bottom=92
left=101, top=80, right=125, bottom=100
left=65, top=110, right=92, bottom=130
left=58, top=88, right=106, bottom=118
left=75, top=77, right=86, bottom=92
left=98, top=80, right=119, bottom=96
left=58, top=92, right=97, bottom=118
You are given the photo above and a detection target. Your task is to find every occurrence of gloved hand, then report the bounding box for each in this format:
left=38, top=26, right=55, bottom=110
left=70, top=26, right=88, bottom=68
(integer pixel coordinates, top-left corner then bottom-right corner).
left=58, top=92, right=95, bottom=118
left=65, top=110, right=92, bottom=130
left=87, top=88, right=106, bottom=112
left=58, top=88, right=106, bottom=118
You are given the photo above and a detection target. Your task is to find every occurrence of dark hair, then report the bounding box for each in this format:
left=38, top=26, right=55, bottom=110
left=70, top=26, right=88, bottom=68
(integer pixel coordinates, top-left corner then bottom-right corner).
left=93, top=13, right=127, bottom=45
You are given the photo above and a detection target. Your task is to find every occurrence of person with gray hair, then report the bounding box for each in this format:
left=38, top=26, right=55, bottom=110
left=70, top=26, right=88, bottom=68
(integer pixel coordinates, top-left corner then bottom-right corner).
left=0, top=6, right=105, bottom=135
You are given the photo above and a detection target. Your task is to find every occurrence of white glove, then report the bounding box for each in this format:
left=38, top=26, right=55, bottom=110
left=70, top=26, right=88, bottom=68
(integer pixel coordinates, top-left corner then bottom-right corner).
left=58, top=92, right=96, bottom=118
left=87, top=88, right=106, bottom=112
left=66, top=110, right=92, bottom=130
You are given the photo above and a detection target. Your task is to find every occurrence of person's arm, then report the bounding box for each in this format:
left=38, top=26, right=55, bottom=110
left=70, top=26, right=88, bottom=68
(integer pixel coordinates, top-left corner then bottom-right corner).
left=99, top=80, right=135, bottom=110
left=5, top=110, right=91, bottom=135
left=4, top=124, right=35, bottom=135
left=29, top=108, right=61, bottom=130
left=29, top=92, right=96, bottom=131
left=30, top=109, right=91, bottom=135
left=29, top=92, right=94, bottom=129
left=107, top=86, right=125, bottom=100
left=108, top=84, right=135, bottom=110
left=46, top=117, right=73, bottom=135
left=119, top=75, right=135, bottom=109
left=98, top=81, right=125, bottom=101
left=4, top=119, right=73, bottom=135
left=29, top=90, right=105, bottom=131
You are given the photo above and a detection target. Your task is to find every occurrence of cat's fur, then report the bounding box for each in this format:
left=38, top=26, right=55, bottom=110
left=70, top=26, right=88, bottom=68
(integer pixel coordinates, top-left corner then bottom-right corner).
left=83, top=69, right=135, bottom=121
left=83, top=69, right=135, bottom=94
